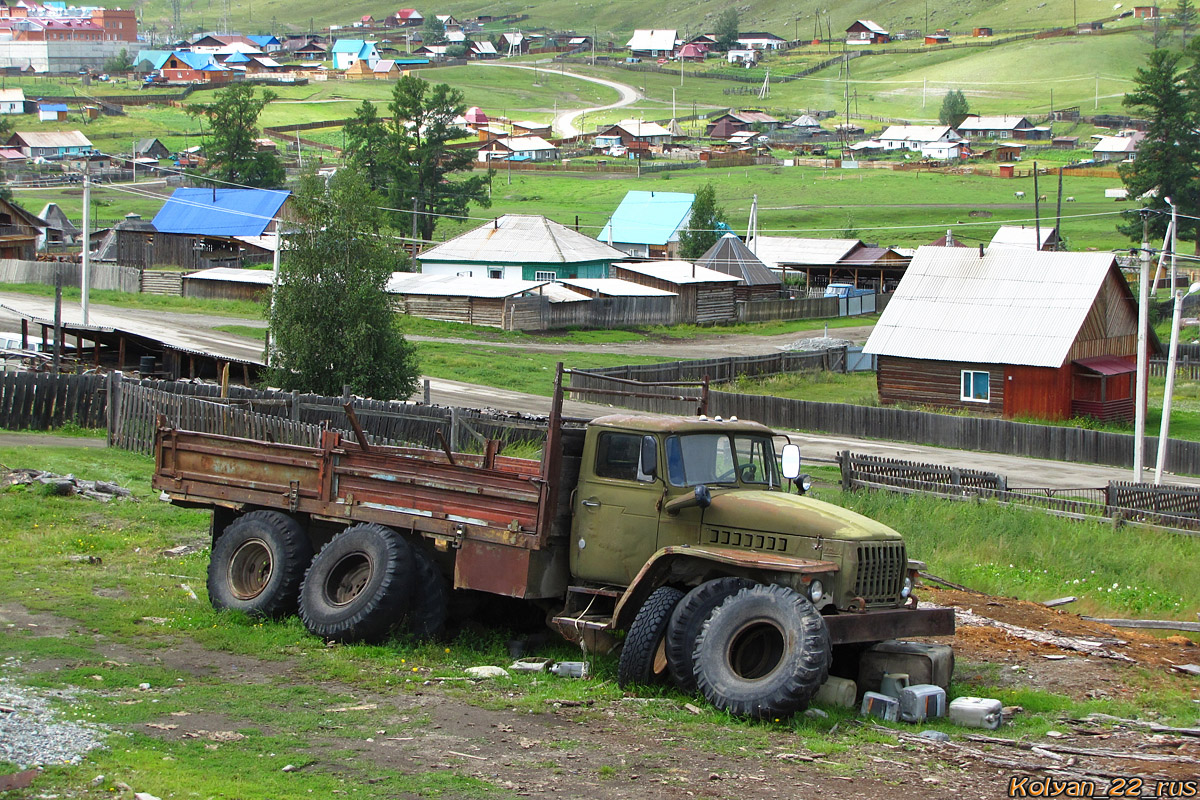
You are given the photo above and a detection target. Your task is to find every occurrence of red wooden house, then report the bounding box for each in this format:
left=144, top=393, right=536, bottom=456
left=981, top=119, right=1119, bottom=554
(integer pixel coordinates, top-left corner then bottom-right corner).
left=864, top=246, right=1150, bottom=421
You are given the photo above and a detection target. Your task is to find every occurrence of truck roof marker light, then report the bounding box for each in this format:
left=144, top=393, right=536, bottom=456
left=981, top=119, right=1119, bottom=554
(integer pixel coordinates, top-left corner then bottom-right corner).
left=729, top=416, right=738, bottom=422
left=698, top=414, right=708, bottom=420
left=714, top=416, right=723, bottom=422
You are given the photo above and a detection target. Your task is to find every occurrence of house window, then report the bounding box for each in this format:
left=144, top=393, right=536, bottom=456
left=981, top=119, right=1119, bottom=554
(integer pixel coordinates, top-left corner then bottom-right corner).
left=488, top=268, right=502, bottom=279
left=961, top=370, right=991, bottom=403
left=534, top=270, right=557, bottom=281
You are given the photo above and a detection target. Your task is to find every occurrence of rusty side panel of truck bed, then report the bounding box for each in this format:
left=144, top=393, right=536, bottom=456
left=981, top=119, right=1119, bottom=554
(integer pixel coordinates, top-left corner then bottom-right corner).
left=153, top=426, right=568, bottom=598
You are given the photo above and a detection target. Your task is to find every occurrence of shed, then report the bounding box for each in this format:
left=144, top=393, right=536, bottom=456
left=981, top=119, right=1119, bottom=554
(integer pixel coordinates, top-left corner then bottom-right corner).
left=0, top=197, right=46, bottom=260
left=37, top=102, right=68, bottom=122
left=846, top=20, right=890, bottom=44
left=386, top=273, right=549, bottom=327
left=37, top=202, right=79, bottom=248
left=134, top=138, right=170, bottom=159
left=182, top=266, right=275, bottom=302
left=924, top=33, right=950, bottom=44
left=864, top=246, right=1147, bottom=421
left=973, top=27, right=993, bottom=36
left=557, top=278, right=677, bottom=299
left=597, top=190, right=694, bottom=259
left=512, top=120, right=552, bottom=137
left=695, top=232, right=782, bottom=301
left=418, top=214, right=625, bottom=281
left=611, top=261, right=738, bottom=323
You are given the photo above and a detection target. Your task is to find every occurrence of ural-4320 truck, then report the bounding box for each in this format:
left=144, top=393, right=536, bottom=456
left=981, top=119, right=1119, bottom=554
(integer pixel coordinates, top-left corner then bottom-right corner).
left=153, top=365, right=953, bottom=719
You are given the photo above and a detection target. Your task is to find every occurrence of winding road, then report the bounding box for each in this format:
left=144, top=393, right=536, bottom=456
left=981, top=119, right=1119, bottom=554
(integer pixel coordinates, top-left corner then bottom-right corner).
left=471, top=62, right=641, bottom=137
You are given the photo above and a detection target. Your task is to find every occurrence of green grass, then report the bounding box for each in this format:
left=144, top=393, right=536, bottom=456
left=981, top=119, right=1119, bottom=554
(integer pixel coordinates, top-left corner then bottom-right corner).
left=724, top=370, right=880, bottom=405
left=0, top=283, right=266, bottom=319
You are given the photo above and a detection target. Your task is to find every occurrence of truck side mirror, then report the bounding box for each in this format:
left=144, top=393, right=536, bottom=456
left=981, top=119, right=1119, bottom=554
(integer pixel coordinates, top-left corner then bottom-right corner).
left=781, top=444, right=801, bottom=480
left=639, top=435, right=657, bottom=479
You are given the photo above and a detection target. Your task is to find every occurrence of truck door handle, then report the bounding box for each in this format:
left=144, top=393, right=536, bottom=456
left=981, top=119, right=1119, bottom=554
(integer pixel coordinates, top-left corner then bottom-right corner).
left=582, top=500, right=601, bottom=507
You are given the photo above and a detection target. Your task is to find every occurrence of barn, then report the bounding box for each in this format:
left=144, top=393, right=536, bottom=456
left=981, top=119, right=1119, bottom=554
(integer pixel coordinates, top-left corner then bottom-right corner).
left=695, top=232, right=781, bottom=301
left=864, top=246, right=1148, bottom=421
left=385, top=273, right=563, bottom=327
left=611, top=261, right=739, bottom=324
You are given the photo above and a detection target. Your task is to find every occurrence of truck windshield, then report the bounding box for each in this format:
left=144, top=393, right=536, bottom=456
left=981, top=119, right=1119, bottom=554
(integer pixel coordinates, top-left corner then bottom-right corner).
left=663, top=433, right=778, bottom=488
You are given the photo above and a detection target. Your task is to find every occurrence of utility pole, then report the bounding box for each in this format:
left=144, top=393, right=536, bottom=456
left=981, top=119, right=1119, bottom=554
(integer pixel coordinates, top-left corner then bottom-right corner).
left=410, top=196, right=419, bottom=258
left=1033, top=163, right=1041, bottom=250
left=1134, top=211, right=1151, bottom=482
left=81, top=173, right=91, bottom=325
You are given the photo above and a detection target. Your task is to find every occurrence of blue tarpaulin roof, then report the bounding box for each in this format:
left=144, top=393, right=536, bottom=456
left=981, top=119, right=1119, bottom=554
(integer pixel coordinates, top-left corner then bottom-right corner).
left=152, top=188, right=290, bottom=238
left=598, top=190, right=694, bottom=246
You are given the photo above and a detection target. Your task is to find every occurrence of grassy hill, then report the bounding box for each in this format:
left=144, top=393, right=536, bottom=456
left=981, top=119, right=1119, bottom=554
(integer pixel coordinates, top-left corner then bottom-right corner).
left=134, top=0, right=1140, bottom=44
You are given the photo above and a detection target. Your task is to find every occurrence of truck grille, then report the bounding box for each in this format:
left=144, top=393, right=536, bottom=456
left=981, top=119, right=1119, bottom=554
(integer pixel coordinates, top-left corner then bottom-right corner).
left=854, top=542, right=906, bottom=606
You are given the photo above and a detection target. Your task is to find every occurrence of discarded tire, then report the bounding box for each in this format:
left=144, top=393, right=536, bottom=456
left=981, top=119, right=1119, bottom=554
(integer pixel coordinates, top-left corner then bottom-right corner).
left=406, top=544, right=448, bottom=639
left=207, top=510, right=313, bottom=618
left=299, top=523, right=414, bottom=643
left=693, top=584, right=830, bottom=719
left=665, top=577, right=755, bottom=693
left=617, top=586, right=684, bottom=687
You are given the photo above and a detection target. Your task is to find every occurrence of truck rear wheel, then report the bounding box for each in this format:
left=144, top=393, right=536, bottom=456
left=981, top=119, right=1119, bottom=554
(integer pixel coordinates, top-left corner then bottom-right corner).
left=299, top=523, right=414, bottom=643
left=666, top=577, right=755, bottom=693
left=693, top=584, right=830, bottom=720
left=207, top=510, right=313, bottom=618
left=407, top=544, right=448, bottom=640
left=617, top=586, right=684, bottom=688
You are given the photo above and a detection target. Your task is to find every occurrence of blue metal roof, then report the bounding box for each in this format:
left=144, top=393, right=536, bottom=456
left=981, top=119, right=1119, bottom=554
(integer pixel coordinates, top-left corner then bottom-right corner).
left=135, top=50, right=173, bottom=69
left=598, top=190, right=695, bottom=246
left=247, top=34, right=280, bottom=46
left=332, top=38, right=366, bottom=53
left=38, top=103, right=68, bottom=112
left=222, top=52, right=252, bottom=63
left=173, top=50, right=218, bottom=70
left=152, top=188, right=290, bottom=238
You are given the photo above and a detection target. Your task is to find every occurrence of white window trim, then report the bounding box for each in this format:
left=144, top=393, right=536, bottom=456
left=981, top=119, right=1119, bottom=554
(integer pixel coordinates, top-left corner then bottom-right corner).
left=534, top=270, right=558, bottom=281
left=960, top=370, right=991, bottom=403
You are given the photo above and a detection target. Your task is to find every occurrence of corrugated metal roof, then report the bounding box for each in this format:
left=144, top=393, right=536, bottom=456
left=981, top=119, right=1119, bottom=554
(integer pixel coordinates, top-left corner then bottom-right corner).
left=331, top=38, right=366, bottom=53
left=1075, top=355, right=1135, bottom=375
left=879, top=125, right=960, bottom=143
left=387, top=273, right=546, bottom=298
left=419, top=215, right=626, bottom=265
left=185, top=267, right=276, bottom=284
left=0, top=88, right=25, bottom=102
left=746, top=236, right=861, bottom=268
left=559, top=278, right=677, bottom=297
left=609, top=119, right=675, bottom=139
left=12, top=130, right=93, bottom=149
left=957, top=115, right=1031, bottom=131
left=696, top=233, right=781, bottom=286
left=614, top=260, right=740, bottom=284
left=539, top=283, right=591, bottom=303
left=626, top=29, right=677, bottom=50
left=598, top=190, right=694, bottom=246
left=863, top=246, right=1121, bottom=368
left=152, top=188, right=290, bottom=238
left=493, top=136, right=558, bottom=152
left=989, top=225, right=1057, bottom=249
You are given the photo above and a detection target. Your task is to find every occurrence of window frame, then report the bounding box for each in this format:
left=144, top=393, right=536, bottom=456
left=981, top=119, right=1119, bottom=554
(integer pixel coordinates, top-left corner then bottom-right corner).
left=960, top=369, right=991, bottom=403
left=534, top=270, right=558, bottom=282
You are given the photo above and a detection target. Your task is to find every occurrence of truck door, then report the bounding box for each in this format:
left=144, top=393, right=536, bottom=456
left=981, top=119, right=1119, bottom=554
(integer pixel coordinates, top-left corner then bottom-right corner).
left=571, top=431, right=662, bottom=585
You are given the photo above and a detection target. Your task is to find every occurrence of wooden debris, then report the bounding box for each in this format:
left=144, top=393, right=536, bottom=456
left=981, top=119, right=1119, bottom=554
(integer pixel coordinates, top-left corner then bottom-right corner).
left=4, top=468, right=135, bottom=502
left=1043, top=597, right=1078, bottom=608
left=1171, top=664, right=1200, bottom=676
left=1084, top=713, right=1200, bottom=738
left=446, top=750, right=488, bottom=761
left=951, top=607, right=1135, bottom=662
left=919, top=572, right=981, bottom=593
left=1082, top=616, right=1200, bottom=633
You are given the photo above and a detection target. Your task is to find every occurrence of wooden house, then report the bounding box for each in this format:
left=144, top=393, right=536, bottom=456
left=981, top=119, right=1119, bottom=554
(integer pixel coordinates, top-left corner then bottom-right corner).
left=343, top=58, right=374, bottom=79
left=611, top=261, right=738, bottom=324
left=477, top=136, right=560, bottom=162
left=1134, top=6, right=1160, bottom=17
left=598, top=190, right=694, bottom=259
left=182, top=266, right=275, bottom=302
left=695, top=233, right=782, bottom=301
left=386, top=273, right=552, bottom=327
left=134, top=138, right=170, bottom=160
left=0, top=197, right=46, bottom=259
left=845, top=20, right=889, bottom=44
left=864, top=246, right=1147, bottom=421
left=923, top=33, right=950, bottom=44
left=973, top=27, right=993, bottom=36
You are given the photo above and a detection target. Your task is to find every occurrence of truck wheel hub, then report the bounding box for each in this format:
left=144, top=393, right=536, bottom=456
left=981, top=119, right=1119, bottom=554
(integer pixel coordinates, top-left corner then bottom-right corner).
left=228, top=538, right=273, bottom=601
left=326, top=554, right=373, bottom=606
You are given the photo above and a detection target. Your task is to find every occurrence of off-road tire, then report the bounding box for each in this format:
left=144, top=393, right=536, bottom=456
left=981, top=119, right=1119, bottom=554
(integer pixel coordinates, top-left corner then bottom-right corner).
left=299, top=523, right=414, bottom=643
left=693, top=584, right=830, bottom=719
left=617, top=586, right=685, bottom=687
left=407, top=544, right=448, bottom=639
left=207, top=510, right=313, bottom=618
left=665, top=577, right=756, bottom=693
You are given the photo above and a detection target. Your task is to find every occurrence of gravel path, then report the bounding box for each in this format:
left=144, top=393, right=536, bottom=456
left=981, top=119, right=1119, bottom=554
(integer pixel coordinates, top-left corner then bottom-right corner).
left=0, top=671, right=105, bottom=769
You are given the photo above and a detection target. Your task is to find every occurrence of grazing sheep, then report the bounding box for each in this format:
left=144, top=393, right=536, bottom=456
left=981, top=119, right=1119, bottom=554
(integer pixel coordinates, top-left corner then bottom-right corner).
left=1038, top=194, right=1048, bottom=201
left=1014, top=191, right=1025, bottom=199
left=1065, top=196, right=1075, bottom=202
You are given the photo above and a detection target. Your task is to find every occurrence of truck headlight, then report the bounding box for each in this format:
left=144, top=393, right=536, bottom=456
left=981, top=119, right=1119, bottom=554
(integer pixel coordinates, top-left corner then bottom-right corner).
left=900, top=576, right=913, bottom=598
left=809, top=579, right=823, bottom=603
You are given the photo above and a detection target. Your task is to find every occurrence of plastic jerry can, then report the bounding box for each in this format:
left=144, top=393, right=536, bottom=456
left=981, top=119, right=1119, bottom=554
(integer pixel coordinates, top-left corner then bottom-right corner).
left=948, top=696, right=1003, bottom=730
left=859, top=641, right=955, bottom=692
left=813, top=675, right=857, bottom=708
left=898, top=684, right=948, bottom=723
left=860, top=691, right=899, bottom=722
left=880, top=672, right=910, bottom=698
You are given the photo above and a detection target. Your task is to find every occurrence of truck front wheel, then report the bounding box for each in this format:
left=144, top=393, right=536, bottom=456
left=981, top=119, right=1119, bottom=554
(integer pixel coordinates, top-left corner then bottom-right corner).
left=617, top=586, right=684, bottom=688
left=299, top=523, right=414, bottom=643
left=666, top=577, right=756, bottom=693
left=207, top=510, right=313, bottom=618
left=693, top=585, right=830, bottom=719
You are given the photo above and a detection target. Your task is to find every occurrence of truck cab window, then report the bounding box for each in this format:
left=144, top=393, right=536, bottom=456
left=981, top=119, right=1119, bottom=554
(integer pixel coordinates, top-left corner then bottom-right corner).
left=665, top=433, right=777, bottom=487
left=595, top=432, right=655, bottom=482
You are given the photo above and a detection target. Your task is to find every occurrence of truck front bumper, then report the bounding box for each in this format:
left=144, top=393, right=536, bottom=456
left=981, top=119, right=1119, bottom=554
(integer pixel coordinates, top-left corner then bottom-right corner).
left=823, top=606, right=955, bottom=645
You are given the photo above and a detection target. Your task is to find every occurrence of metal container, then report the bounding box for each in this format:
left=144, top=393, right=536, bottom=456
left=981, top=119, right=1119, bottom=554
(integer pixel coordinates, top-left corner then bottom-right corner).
left=949, top=696, right=1003, bottom=730
left=860, top=691, right=899, bottom=722
left=898, top=683, right=947, bottom=723
left=549, top=661, right=589, bottom=679
left=813, top=675, right=857, bottom=708
left=880, top=672, right=910, bottom=699
left=859, top=640, right=954, bottom=692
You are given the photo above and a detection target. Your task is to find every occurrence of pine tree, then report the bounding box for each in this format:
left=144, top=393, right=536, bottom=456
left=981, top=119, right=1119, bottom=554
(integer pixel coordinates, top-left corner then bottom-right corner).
left=187, top=84, right=284, bottom=189
left=938, top=89, right=970, bottom=127
left=678, top=183, right=728, bottom=260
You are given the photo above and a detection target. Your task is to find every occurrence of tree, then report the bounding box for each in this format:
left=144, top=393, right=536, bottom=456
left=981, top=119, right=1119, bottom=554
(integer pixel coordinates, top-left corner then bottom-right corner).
left=446, top=43, right=468, bottom=59
left=346, top=74, right=492, bottom=242
left=677, top=183, right=728, bottom=260
left=187, top=83, right=284, bottom=188
left=103, top=48, right=133, bottom=73
left=343, top=100, right=390, bottom=190
left=1180, top=0, right=1197, bottom=44
left=714, top=9, right=740, bottom=51
left=938, top=89, right=970, bottom=127
left=422, top=15, right=447, bottom=45
left=1117, top=48, right=1200, bottom=245
left=267, top=167, right=420, bottom=400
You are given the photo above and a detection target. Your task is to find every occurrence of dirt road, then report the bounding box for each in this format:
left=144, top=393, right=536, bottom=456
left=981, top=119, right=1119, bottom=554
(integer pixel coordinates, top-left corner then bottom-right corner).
left=471, top=62, right=642, bottom=137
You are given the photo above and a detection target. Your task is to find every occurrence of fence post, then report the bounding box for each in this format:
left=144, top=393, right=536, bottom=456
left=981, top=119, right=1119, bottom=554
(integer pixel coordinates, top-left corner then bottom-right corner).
left=290, top=390, right=300, bottom=422
left=838, top=451, right=851, bottom=492
left=423, top=378, right=431, bottom=405
left=106, top=370, right=123, bottom=447
left=450, top=405, right=460, bottom=452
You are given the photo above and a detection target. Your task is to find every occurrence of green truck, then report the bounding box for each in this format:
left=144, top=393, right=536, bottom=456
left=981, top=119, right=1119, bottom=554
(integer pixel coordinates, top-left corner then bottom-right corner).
left=153, top=365, right=952, bottom=719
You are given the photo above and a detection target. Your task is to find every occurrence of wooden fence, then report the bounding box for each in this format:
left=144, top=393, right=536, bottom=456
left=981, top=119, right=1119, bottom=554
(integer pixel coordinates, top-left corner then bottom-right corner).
left=572, top=350, right=843, bottom=387
left=0, top=372, right=107, bottom=430
left=735, top=294, right=889, bottom=323
left=0, top=259, right=141, bottom=292
left=1149, top=358, right=1200, bottom=380
left=505, top=294, right=679, bottom=331
left=568, top=366, right=1200, bottom=474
